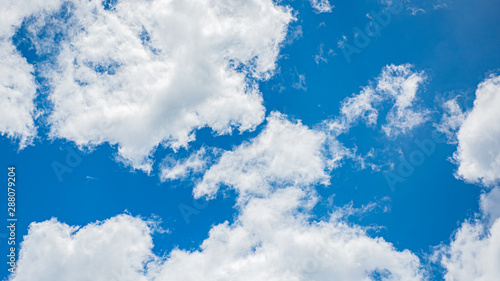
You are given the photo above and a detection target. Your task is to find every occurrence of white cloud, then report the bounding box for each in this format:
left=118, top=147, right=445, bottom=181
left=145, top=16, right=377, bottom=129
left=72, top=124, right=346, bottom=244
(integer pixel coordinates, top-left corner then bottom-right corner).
left=377, top=64, right=428, bottom=137
left=194, top=112, right=334, bottom=202
left=11, top=215, right=155, bottom=281
left=153, top=187, right=424, bottom=281
left=309, top=0, right=334, bottom=13
left=329, top=64, right=428, bottom=137
left=292, top=72, right=307, bottom=91
left=436, top=75, right=500, bottom=280
left=0, top=0, right=63, bottom=147
left=453, top=75, right=500, bottom=186
left=437, top=187, right=500, bottom=281
left=12, top=188, right=425, bottom=281
left=439, top=217, right=500, bottom=281
left=23, top=0, right=293, bottom=172
left=480, top=187, right=500, bottom=223
left=407, top=7, right=426, bottom=16
left=160, top=147, right=211, bottom=182
left=433, top=4, right=448, bottom=10
left=435, top=98, right=466, bottom=144
left=0, top=41, right=37, bottom=147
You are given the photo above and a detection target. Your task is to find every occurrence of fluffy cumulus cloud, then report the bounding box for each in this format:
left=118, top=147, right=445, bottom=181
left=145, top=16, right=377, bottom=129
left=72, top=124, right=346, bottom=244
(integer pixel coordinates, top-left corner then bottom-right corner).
left=0, top=41, right=37, bottom=147
left=436, top=76, right=500, bottom=280
left=0, top=0, right=62, bottom=147
left=480, top=187, right=500, bottom=222
left=152, top=187, right=424, bottom=281
left=331, top=64, right=428, bottom=137
left=194, top=112, right=333, bottom=201
left=11, top=111, right=426, bottom=281
left=426, top=76, right=500, bottom=281
left=11, top=188, right=425, bottom=281
left=21, top=0, right=293, bottom=172
left=453, top=75, right=500, bottom=186
left=11, top=215, right=155, bottom=281
left=438, top=187, right=500, bottom=281
left=439, top=218, right=500, bottom=281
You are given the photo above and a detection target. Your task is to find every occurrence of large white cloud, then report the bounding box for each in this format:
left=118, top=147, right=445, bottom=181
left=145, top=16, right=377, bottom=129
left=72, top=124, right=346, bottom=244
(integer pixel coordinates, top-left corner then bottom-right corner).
left=0, top=0, right=62, bottom=147
left=436, top=75, right=500, bottom=280
left=11, top=215, right=155, bottom=281
left=153, top=187, right=424, bottom=281
left=453, top=75, right=500, bottom=186
left=0, top=41, right=37, bottom=147
left=438, top=187, right=500, bottom=281
left=12, top=190, right=425, bottom=281
left=22, top=0, right=293, bottom=172
left=439, top=218, right=500, bottom=281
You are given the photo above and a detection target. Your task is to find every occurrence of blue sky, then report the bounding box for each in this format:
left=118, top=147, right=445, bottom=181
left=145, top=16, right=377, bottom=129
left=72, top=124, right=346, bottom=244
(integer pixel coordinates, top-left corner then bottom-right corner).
left=1, top=0, right=500, bottom=280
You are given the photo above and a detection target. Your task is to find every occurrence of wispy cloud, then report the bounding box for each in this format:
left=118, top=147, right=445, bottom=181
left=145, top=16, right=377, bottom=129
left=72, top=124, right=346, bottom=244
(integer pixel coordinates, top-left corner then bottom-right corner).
left=309, top=0, right=334, bottom=13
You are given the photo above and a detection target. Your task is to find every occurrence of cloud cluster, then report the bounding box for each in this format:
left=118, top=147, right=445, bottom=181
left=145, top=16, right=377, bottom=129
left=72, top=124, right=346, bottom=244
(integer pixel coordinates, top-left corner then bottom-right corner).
left=437, top=75, right=500, bottom=280
left=11, top=111, right=426, bottom=281
left=18, top=0, right=293, bottom=171
left=453, top=75, right=500, bottom=186
left=154, top=187, right=424, bottom=281
left=12, top=191, right=425, bottom=281
left=438, top=188, right=500, bottom=281
left=0, top=41, right=37, bottom=147
left=0, top=0, right=62, bottom=147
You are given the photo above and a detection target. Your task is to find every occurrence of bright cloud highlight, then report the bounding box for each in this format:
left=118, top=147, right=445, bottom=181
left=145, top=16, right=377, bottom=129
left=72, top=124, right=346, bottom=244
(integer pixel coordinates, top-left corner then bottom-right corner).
left=21, top=0, right=293, bottom=172
left=453, top=75, right=500, bottom=186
